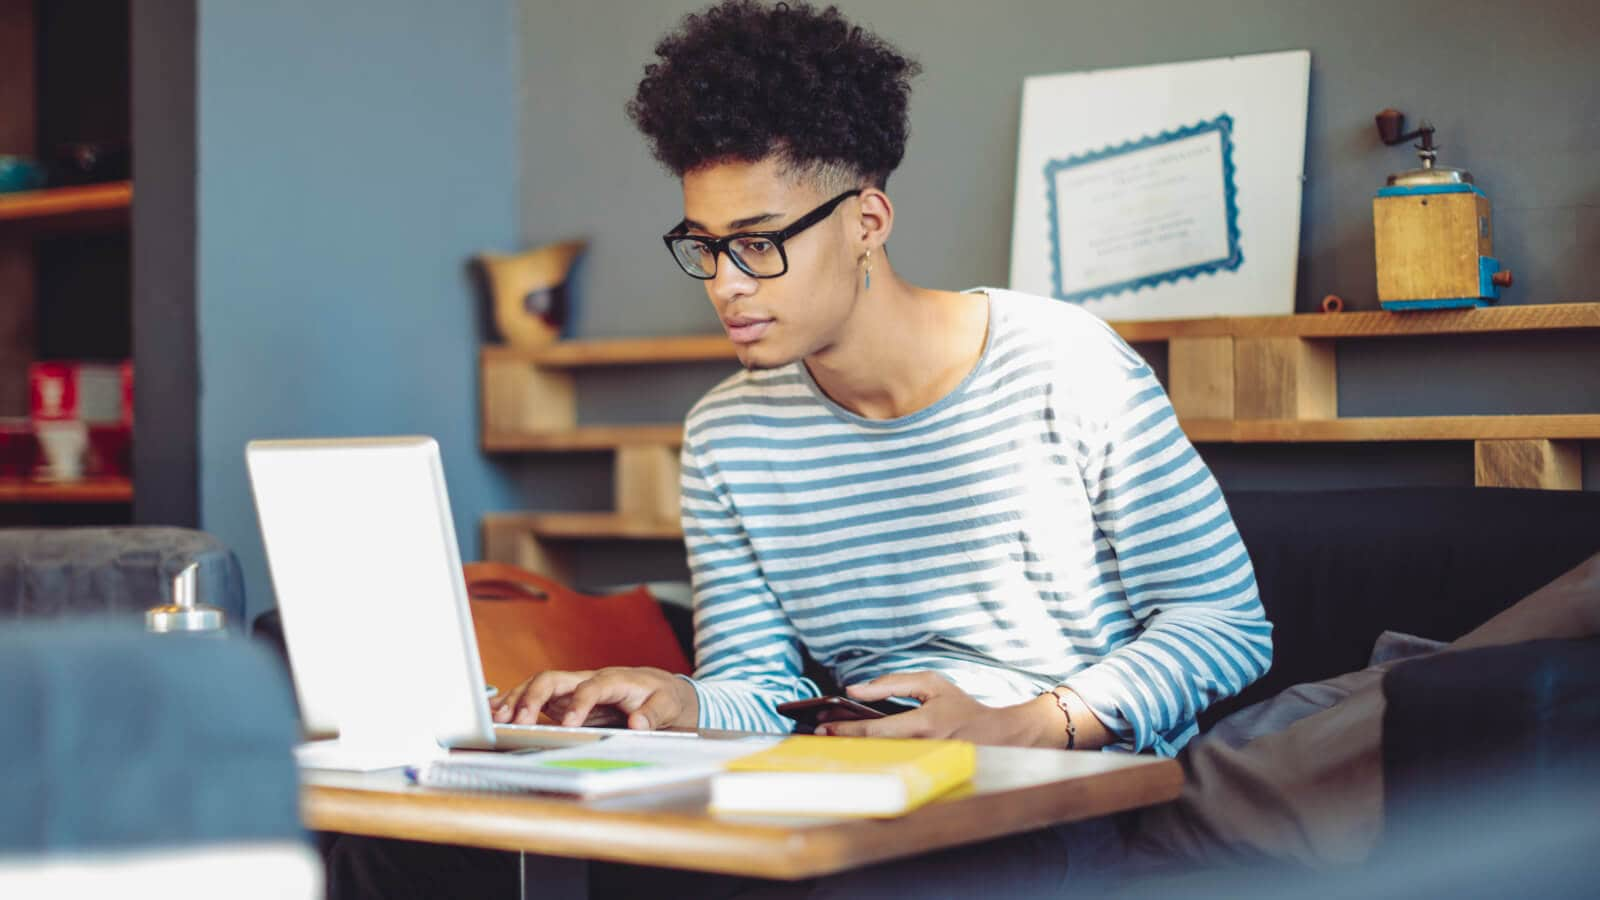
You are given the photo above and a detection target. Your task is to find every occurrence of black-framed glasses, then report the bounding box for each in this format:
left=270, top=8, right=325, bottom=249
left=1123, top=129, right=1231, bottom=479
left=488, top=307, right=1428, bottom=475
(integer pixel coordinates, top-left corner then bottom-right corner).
left=662, top=189, right=863, bottom=280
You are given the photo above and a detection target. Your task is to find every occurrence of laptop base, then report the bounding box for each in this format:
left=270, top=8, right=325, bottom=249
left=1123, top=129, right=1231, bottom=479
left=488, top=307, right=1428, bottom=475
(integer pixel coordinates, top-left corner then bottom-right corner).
left=295, top=737, right=449, bottom=773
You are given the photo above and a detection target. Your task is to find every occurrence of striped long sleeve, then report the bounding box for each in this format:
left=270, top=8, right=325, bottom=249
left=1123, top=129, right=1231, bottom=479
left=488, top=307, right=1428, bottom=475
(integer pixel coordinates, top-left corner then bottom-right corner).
left=1061, top=324, right=1272, bottom=754
left=677, top=288, right=1270, bottom=749
left=680, top=438, right=818, bottom=732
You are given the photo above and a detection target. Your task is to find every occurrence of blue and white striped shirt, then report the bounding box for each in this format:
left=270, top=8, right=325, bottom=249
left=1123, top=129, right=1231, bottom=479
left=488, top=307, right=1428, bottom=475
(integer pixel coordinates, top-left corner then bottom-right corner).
left=679, top=288, right=1271, bottom=755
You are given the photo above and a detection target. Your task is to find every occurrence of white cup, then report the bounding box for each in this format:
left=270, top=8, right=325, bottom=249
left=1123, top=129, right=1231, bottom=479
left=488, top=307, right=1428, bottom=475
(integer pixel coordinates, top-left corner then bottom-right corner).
left=35, top=421, right=88, bottom=481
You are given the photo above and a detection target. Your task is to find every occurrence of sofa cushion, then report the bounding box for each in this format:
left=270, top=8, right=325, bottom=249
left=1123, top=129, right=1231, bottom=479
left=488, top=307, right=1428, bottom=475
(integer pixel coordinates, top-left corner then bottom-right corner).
left=0, top=527, right=246, bottom=630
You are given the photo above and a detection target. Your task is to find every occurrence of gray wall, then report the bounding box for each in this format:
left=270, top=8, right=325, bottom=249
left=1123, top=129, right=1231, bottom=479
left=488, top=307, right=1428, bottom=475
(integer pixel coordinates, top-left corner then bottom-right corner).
left=198, top=0, right=525, bottom=620
left=517, top=0, right=1599, bottom=585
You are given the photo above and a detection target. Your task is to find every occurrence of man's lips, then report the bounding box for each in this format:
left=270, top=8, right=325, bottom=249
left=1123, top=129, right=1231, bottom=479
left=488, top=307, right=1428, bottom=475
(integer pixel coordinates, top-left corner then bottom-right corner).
left=724, top=316, right=774, bottom=345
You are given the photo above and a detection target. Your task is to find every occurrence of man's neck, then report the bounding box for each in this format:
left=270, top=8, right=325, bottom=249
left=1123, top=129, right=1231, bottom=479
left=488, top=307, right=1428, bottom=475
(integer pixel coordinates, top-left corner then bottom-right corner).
left=803, top=271, right=989, bottom=420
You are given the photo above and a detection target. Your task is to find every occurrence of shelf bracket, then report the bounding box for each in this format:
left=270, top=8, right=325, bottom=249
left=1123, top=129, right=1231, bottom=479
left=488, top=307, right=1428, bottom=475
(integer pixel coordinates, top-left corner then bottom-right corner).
left=1234, top=337, right=1338, bottom=420
left=1474, top=440, right=1582, bottom=491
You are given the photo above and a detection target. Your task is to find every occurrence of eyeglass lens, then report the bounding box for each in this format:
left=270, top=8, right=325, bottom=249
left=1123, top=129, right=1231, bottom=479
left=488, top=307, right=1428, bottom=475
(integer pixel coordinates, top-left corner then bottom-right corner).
left=672, top=235, right=785, bottom=278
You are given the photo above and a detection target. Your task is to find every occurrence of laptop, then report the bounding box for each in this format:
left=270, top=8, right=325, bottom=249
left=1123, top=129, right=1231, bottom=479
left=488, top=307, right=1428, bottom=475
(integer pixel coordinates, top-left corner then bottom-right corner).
left=246, top=436, right=693, bottom=771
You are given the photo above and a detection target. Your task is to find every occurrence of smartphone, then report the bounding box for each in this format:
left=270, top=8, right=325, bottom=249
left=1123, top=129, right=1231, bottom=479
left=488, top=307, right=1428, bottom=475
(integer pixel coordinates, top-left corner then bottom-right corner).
left=776, top=695, right=909, bottom=727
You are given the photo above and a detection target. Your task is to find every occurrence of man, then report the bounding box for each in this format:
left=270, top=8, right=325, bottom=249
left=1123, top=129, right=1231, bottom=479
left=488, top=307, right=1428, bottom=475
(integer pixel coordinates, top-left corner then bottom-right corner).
left=333, top=3, right=1271, bottom=896
left=495, top=0, right=1269, bottom=761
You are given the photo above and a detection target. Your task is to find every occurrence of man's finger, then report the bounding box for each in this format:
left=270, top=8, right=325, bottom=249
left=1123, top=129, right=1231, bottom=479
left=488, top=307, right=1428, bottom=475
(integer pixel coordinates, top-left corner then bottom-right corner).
left=508, top=670, right=593, bottom=725
left=493, top=673, right=541, bottom=723
left=628, top=689, right=679, bottom=731
left=844, top=671, right=948, bottom=703
left=497, top=671, right=541, bottom=719
left=560, top=675, right=633, bottom=727
left=511, top=676, right=561, bottom=726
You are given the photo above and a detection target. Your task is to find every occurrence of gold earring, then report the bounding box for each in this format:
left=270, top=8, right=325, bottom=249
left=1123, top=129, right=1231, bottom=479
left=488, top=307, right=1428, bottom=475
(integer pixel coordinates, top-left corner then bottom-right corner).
left=864, top=248, right=873, bottom=290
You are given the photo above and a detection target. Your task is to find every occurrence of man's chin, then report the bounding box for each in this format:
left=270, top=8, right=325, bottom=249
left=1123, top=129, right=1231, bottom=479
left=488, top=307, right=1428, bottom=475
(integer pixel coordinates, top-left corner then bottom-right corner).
left=735, top=341, right=797, bottom=372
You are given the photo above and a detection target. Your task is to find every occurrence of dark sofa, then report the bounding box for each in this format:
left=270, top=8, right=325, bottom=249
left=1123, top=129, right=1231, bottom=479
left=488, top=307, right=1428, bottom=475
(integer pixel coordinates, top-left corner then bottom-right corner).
left=1140, top=486, right=1600, bottom=896
left=1210, top=486, right=1600, bottom=726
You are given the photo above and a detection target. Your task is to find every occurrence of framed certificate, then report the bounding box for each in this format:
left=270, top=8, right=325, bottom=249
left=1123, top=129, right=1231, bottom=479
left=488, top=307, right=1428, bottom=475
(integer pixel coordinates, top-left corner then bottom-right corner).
left=1011, top=51, right=1309, bottom=320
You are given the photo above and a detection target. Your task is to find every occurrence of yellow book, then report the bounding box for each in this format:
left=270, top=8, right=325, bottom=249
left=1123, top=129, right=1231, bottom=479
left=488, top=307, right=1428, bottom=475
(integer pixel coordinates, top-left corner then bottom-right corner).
left=708, top=736, right=976, bottom=818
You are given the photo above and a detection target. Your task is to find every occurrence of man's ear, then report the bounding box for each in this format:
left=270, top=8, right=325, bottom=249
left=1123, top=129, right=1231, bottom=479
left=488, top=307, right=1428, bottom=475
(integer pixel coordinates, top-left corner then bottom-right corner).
left=855, top=187, right=894, bottom=251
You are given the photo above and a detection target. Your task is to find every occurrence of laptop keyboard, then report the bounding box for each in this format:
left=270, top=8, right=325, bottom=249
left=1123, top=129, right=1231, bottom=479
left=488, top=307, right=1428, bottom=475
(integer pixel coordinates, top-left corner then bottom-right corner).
left=496, top=722, right=701, bottom=739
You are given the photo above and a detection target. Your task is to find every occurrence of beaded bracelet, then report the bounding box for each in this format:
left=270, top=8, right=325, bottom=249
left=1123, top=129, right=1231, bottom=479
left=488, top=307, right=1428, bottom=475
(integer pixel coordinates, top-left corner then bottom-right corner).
left=1044, top=686, right=1078, bottom=750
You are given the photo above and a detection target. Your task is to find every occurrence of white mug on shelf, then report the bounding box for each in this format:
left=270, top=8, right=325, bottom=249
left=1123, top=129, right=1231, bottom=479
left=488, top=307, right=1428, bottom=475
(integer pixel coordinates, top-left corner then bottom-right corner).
left=35, top=420, right=88, bottom=482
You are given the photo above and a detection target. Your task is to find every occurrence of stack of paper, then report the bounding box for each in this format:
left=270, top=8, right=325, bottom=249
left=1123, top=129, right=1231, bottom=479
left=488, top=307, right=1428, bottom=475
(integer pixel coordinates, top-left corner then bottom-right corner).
left=413, top=735, right=779, bottom=797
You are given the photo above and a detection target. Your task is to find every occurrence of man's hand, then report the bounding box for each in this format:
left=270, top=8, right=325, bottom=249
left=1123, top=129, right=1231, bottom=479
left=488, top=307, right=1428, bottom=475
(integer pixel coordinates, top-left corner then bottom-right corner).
left=490, top=666, right=700, bottom=732
left=818, top=672, right=1110, bottom=749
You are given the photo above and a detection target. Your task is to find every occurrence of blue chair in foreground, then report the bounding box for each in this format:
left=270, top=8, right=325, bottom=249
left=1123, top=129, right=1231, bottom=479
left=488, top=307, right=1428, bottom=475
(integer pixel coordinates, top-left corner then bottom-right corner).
left=0, top=623, right=318, bottom=897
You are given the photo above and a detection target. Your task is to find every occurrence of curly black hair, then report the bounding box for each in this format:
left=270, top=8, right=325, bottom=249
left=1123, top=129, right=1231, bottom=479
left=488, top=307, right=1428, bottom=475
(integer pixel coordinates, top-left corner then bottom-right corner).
left=627, top=1, right=921, bottom=189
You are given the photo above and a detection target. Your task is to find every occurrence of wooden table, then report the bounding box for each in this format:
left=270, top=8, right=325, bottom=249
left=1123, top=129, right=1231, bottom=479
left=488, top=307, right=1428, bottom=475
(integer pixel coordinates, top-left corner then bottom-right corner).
left=303, top=742, right=1181, bottom=896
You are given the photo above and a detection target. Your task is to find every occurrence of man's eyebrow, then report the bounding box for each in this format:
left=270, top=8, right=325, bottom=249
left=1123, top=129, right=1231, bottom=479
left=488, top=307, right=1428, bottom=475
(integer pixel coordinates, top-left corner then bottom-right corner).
left=679, top=211, right=782, bottom=234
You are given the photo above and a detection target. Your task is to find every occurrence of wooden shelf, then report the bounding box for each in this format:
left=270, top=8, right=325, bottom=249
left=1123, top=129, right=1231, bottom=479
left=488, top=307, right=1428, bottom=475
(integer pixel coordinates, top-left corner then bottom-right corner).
left=481, top=417, right=1600, bottom=558
left=1183, top=415, right=1600, bottom=444
left=480, top=304, right=1600, bottom=572
left=485, top=512, right=683, bottom=541
left=0, top=478, right=132, bottom=504
left=0, top=182, right=132, bottom=233
left=479, top=303, right=1600, bottom=453
left=486, top=416, right=1600, bottom=452
left=484, top=336, right=735, bottom=369
left=483, top=426, right=684, bottom=452
left=479, top=302, right=1600, bottom=370
left=482, top=512, right=684, bottom=575
left=1111, top=301, right=1600, bottom=342
left=476, top=301, right=1600, bottom=566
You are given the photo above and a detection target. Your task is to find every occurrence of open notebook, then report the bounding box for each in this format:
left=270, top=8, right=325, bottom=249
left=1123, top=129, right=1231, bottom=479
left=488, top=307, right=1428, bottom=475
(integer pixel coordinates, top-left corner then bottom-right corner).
left=411, top=735, right=781, bottom=796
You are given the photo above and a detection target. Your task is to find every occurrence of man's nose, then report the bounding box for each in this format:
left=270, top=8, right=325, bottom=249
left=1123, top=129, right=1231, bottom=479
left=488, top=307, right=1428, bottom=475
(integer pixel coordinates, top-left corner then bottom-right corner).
left=709, top=252, right=756, bottom=304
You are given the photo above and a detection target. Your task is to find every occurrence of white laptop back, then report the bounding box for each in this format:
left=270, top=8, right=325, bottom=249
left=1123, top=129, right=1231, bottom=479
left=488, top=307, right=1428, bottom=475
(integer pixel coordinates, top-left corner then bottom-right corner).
left=246, top=437, right=496, bottom=766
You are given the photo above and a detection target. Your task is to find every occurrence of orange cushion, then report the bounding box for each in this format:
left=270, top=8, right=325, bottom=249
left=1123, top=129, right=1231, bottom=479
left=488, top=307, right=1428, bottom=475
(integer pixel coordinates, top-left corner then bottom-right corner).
left=464, top=562, right=692, bottom=695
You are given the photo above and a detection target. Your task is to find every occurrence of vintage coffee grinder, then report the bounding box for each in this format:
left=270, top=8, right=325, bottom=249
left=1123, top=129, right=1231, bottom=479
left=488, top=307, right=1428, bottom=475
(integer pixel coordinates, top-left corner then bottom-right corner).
left=1372, top=108, right=1512, bottom=311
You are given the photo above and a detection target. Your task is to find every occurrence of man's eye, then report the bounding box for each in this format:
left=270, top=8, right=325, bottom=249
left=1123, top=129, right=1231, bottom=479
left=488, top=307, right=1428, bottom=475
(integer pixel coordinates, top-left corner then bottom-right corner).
left=739, top=240, right=774, bottom=254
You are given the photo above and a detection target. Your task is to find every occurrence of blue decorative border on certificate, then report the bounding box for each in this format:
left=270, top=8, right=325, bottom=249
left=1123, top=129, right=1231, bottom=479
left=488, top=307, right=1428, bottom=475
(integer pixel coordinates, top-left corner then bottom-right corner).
left=1043, top=114, right=1243, bottom=304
